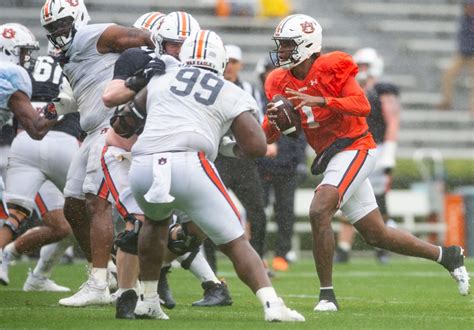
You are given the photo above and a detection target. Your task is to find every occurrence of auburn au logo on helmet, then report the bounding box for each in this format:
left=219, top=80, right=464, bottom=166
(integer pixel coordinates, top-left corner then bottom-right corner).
left=300, top=22, right=315, bottom=34
left=2, top=28, right=16, bottom=39
left=65, top=0, right=79, bottom=6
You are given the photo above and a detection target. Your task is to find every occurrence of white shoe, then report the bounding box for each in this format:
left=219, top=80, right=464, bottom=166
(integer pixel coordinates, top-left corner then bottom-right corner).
left=59, top=277, right=112, bottom=307
left=0, top=248, right=11, bottom=286
left=107, top=261, right=118, bottom=292
left=264, top=298, right=305, bottom=322
left=23, top=270, right=70, bottom=292
left=314, top=299, right=338, bottom=312
left=134, top=294, right=169, bottom=320
left=450, top=266, right=470, bottom=296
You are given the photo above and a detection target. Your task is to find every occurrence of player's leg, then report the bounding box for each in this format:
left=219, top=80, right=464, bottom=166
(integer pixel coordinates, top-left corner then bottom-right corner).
left=351, top=189, right=470, bottom=295
left=178, top=152, right=304, bottom=322
left=334, top=216, right=355, bottom=263
left=311, top=150, right=378, bottom=312
left=59, top=131, right=113, bottom=307
left=272, top=171, right=297, bottom=271
left=0, top=134, right=46, bottom=285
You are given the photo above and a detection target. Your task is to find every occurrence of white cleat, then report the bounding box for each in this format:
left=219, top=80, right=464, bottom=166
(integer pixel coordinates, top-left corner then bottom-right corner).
left=107, top=261, right=118, bottom=293
left=23, top=271, right=70, bottom=292
left=0, top=248, right=12, bottom=286
left=59, top=277, right=112, bottom=307
left=314, top=300, right=338, bottom=312
left=450, top=266, right=470, bottom=296
left=0, top=266, right=9, bottom=286
left=264, top=299, right=305, bottom=322
left=134, top=294, right=169, bottom=320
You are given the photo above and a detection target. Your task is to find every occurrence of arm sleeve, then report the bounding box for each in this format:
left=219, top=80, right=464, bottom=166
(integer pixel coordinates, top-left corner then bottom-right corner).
left=324, top=76, right=371, bottom=116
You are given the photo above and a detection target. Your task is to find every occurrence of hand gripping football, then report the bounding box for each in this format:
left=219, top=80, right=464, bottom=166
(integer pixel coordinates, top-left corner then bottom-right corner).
left=271, top=94, right=301, bottom=138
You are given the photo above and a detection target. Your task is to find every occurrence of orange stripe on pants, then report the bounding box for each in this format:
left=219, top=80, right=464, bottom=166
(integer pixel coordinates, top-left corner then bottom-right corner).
left=198, top=152, right=241, bottom=221
left=337, top=150, right=368, bottom=202
left=100, top=145, right=129, bottom=218
left=35, top=193, right=48, bottom=217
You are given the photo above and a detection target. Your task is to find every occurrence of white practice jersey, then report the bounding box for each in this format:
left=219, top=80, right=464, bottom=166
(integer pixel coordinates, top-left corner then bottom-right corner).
left=63, top=23, right=118, bottom=133
left=132, top=66, right=259, bottom=161
left=0, top=62, right=32, bottom=127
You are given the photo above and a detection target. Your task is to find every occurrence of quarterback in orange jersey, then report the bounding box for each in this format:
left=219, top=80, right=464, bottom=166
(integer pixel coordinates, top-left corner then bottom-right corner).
left=263, top=14, right=470, bottom=312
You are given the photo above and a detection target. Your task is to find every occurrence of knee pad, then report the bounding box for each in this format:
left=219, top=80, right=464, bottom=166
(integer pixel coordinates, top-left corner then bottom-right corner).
left=167, top=222, right=200, bottom=256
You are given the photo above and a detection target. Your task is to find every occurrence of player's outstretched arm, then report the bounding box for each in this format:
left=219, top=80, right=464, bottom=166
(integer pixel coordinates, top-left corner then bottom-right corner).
left=231, top=111, right=267, bottom=159
left=103, top=79, right=135, bottom=108
left=8, top=91, right=56, bottom=140
left=97, top=25, right=154, bottom=54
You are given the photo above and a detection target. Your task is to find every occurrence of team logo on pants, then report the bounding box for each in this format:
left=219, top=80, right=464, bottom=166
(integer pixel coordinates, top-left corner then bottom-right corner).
left=158, top=157, right=167, bottom=165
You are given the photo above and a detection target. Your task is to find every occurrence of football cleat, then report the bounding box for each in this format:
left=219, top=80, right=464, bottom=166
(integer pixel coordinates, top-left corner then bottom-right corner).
left=116, top=289, right=138, bottom=319
left=264, top=298, right=305, bottom=322
left=0, top=249, right=11, bottom=286
left=314, top=299, right=338, bottom=312
left=333, top=247, right=350, bottom=264
left=158, top=266, right=176, bottom=309
left=23, top=270, right=70, bottom=292
left=440, top=246, right=470, bottom=296
left=107, top=261, right=118, bottom=293
left=134, top=294, right=169, bottom=320
left=272, top=256, right=289, bottom=272
left=192, top=280, right=233, bottom=307
left=59, top=277, right=112, bottom=307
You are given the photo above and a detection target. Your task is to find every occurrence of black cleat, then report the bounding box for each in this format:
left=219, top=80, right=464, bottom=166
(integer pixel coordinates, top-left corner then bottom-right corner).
left=334, top=247, right=349, bottom=264
left=115, top=289, right=138, bottom=319
left=158, top=266, right=176, bottom=309
left=192, top=281, right=233, bottom=307
left=439, top=246, right=470, bottom=295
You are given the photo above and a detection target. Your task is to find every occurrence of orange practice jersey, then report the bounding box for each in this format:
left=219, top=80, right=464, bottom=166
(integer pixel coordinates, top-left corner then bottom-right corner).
left=263, top=51, right=376, bottom=154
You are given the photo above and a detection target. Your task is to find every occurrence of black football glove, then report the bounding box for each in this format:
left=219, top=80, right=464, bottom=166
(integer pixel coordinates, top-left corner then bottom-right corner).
left=143, top=58, right=166, bottom=81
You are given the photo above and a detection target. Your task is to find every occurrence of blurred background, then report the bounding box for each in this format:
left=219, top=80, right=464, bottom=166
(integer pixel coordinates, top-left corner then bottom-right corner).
left=2, top=0, right=473, bottom=258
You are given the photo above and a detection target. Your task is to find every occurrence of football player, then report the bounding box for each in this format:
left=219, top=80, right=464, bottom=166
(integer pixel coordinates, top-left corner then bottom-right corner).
left=40, top=0, right=155, bottom=307
left=0, top=23, right=62, bottom=285
left=262, top=14, right=470, bottom=311
left=1, top=38, right=83, bottom=291
left=102, top=12, right=231, bottom=319
left=335, top=48, right=401, bottom=264
left=128, top=30, right=305, bottom=322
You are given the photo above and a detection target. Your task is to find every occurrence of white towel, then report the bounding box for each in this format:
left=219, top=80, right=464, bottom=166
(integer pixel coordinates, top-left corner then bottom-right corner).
left=144, top=153, right=175, bottom=203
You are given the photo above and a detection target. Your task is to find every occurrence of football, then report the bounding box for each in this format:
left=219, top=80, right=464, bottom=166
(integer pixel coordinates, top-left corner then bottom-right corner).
left=271, top=94, right=301, bottom=138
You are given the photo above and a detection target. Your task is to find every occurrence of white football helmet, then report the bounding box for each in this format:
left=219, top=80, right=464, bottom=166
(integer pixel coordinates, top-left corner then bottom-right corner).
left=180, top=30, right=228, bottom=76
left=40, top=0, right=90, bottom=52
left=0, top=23, right=39, bottom=69
left=133, top=12, right=166, bottom=32
left=353, top=47, right=384, bottom=80
left=270, top=14, right=322, bottom=69
left=152, top=11, right=200, bottom=55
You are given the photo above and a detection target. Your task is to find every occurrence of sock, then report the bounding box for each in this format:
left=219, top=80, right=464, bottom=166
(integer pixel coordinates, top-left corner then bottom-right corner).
left=141, top=280, right=158, bottom=298
left=183, top=250, right=219, bottom=284
left=436, top=246, right=443, bottom=263
left=33, top=241, right=68, bottom=278
left=319, top=287, right=337, bottom=304
left=338, top=242, right=351, bottom=252
left=90, top=267, right=108, bottom=284
left=256, top=287, right=279, bottom=307
left=4, top=242, right=20, bottom=258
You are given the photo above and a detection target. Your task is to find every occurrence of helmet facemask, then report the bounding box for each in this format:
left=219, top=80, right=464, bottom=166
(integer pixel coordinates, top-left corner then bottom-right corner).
left=270, top=38, right=302, bottom=69
left=44, top=16, right=75, bottom=51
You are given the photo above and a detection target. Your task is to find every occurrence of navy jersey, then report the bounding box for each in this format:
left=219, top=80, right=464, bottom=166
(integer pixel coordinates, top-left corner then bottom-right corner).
left=366, top=82, right=399, bottom=144
left=29, top=56, right=83, bottom=139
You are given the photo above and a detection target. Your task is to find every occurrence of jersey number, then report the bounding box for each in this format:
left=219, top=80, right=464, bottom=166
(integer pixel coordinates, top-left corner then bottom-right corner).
left=33, top=57, right=62, bottom=84
left=170, top=68, right=223, bottom=106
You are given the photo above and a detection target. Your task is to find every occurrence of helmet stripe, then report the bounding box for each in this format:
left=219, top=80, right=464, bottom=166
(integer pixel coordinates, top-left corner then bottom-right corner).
left=202, top=30, right=210, bottom=59
left=180, top=12, right=188, bottom=37
left=43, top=0, right=50, bottom=18
left=143, top=13, right=159, bottom=29
left=275, top=14, right=294, bottom=34
left=196, top=30, right=207, bottom=59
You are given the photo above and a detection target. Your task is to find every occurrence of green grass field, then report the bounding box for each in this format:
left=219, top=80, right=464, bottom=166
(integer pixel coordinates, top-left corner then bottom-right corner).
left=1, top=257, right=473, bottom=329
